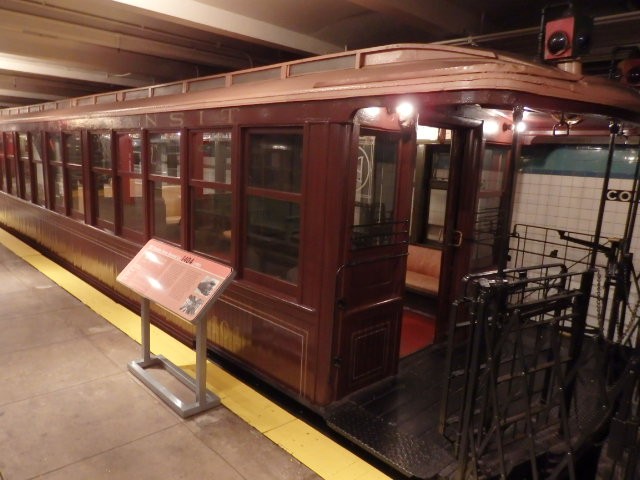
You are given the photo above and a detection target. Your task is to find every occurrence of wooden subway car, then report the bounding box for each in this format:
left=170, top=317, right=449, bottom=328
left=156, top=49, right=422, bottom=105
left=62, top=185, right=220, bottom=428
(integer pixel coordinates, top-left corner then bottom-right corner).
left=0, top=44, right=639, bottom=411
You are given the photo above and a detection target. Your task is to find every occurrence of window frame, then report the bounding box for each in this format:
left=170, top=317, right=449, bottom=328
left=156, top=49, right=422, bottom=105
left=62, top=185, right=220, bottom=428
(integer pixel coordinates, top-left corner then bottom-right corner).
left=0, top=133, right=5, bottom=192
left=116, top=130, right=145, bottom=243
left=62, top=130, right=85, bottom=221
left=30, top=130, right=46, bottom=207
left=421, top=142, right=451, bottom=246
left=350, top=127, right=403, bottom=249
left=46, top=131, right=66, bottom=214
left=188, top=128, right=233, bottom=262
left=17, top=132, right=33, bottom=202
left=4, top=132, right=18, bottom=196
left=88, top=130, right=117, bottom=232
left=147, top=129, right=184, bottom=246
left=241, top=127, right=304, bottom=297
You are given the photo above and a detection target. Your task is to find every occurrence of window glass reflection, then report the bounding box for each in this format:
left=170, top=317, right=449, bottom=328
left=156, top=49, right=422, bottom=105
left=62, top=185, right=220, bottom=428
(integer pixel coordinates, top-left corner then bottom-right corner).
left=69, top=169, right=84, bottom=214
left=152, top=180, right=181, bottom=244
left=122, top=177, right=144, bottom=233
left=149, top=132, right=180, bottom=177
left=246, top=196, right=299, bottom=283
left=94, top=173, right=114, bottom=223
left=191, top=131, right=231, bottom=184
left=248, top=133, right=301, bottom=192
left=90, top=133, right=112, bottom=168
left=192, top=187, right=232, bottom=258
left=64, top=132, right=82, bottom=165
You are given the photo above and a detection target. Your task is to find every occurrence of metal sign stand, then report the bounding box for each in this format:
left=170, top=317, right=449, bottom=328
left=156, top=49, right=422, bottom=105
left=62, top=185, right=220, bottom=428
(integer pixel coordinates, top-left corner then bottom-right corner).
left=128, top=297, right=220, bottom=418
left=118, top=239, right=235, bottom=418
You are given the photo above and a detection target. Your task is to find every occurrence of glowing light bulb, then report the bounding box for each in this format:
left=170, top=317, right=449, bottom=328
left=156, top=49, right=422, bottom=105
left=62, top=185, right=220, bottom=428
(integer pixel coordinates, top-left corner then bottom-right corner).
left=395, top=102, right=415, bottom=120
left=483, top=120, right=500, bottom=135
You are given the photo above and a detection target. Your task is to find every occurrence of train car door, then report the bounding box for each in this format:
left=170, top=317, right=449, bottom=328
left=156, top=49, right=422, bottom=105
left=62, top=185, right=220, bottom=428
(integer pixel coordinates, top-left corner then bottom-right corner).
left=435, top=126, right=512, bottom=339
left=332, top=118, right=414, bottom=399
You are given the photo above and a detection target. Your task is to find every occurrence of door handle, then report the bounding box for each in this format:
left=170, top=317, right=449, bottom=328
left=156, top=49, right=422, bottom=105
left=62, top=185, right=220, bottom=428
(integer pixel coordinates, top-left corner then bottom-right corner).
left=452, top=230, right=463, bottom=247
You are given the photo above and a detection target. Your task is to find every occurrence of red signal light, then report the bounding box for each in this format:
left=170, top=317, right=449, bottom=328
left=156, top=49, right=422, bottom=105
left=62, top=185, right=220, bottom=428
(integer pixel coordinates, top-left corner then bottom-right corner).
left=544, top=17, right=574, bottom=59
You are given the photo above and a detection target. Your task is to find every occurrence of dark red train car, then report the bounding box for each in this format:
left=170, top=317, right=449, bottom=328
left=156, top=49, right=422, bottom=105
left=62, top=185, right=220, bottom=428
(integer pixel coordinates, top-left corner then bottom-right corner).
left=0, top=43, right=639, bottom=413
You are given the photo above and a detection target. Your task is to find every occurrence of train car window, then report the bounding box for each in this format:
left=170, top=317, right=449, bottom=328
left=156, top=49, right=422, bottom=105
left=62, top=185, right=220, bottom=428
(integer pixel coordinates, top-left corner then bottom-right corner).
left=152, top=180, right=182, bottom=243
left=245, top=131, right=302, bottom=287
left=63, top=132, right=84, bottom=219
left=148, top=132, right=181, bottom=245
left=89, top=132, right=115, bottom=229
left=470, top=144, right=510, bottom=270
left=189, top=130, right=232, bottom=260
left=409, top=135, right=452, bottom=246
left=90, top=133, right=112, bottom=168
left=47, top=132, right=65, bottom=214
left=4, top=133, right=17, bottom=196
left=248, top=133, right=301, bottom=192
left=63, top=132, right=82, bottom=166
left=0, top=134, right=4, bottom=192
left=17, top=133, right=32, bottom=201
left=424, top=145, right=450, bottom=244
left=31, top=132, right=45, bottom=207
left=116, top=132, right=144, bottom=240
left=68, top=169, right=84, bottom=217
left=352, top=131, right=399, bottom=247
left=191, top=131, right=231, bottom=184
left=149, top=132, right=180, bottom=177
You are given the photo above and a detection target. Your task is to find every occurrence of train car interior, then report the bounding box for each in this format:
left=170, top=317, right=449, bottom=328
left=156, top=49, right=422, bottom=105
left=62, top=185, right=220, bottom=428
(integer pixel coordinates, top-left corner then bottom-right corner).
left=397, top=118, right=513, bottom=353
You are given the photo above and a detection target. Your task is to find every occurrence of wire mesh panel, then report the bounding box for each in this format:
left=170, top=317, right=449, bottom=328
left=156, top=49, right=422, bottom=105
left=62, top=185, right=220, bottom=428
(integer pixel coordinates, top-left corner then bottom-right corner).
left=509, top=224, right=606, bottom=331
left=510, top=224, right=640, bottom=353
left=509, top=224, right=597, bottom=272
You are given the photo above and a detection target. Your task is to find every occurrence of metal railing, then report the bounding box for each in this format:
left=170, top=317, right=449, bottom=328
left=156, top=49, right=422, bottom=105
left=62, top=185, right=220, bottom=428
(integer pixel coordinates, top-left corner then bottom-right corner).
left=440, top=265, right=595, bottom=479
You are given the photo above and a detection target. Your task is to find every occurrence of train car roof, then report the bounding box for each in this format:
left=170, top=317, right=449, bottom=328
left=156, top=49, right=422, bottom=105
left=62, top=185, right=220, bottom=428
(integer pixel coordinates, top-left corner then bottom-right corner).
left=2, top=43, right=640, bottom=124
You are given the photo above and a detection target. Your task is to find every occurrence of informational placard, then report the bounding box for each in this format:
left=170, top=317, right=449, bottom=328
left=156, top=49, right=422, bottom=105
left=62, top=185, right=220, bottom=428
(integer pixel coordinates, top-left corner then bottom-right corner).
left=117, top=239, right=234, bottom=322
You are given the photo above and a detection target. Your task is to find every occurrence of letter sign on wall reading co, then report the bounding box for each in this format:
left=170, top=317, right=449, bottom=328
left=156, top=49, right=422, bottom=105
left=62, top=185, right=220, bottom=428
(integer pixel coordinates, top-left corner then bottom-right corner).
left=117, top=239, right=234, bottom=322
left=606, top=189, right=635, bottom=202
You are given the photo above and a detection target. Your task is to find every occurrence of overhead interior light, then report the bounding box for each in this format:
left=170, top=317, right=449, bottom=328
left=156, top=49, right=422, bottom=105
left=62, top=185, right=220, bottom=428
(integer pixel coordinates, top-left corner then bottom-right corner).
left=395, top=101, right=416, bottom=129
left=395, top=101, right=415, bottom=119
left=482, top=120, right=500, bottom=135
left=503, top=121, right=528, bottom=133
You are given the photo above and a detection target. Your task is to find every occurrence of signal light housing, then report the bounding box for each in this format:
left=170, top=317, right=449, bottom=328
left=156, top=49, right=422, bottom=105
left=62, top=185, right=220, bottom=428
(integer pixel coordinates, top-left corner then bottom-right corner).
left=617, top=58, right=640, bottom=86
left=542, top=12, right=592, bottom=62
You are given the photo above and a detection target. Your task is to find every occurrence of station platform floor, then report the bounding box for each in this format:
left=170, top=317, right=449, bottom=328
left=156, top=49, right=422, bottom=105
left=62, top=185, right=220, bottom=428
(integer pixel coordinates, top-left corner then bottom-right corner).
left=0, top=228, right=390, bottom=480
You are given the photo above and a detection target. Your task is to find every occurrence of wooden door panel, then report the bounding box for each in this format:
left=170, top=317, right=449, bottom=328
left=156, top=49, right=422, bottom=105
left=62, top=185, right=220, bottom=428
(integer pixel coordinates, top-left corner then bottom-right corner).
left=340, top=255, right=403, bottom=308
left=335, top=295, right=402, bottom=396
left=331, top=118, right=413, bottom=400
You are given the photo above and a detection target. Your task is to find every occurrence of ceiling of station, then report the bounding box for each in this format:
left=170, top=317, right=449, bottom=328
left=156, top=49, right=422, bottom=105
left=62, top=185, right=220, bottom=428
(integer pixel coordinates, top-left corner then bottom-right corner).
left=1, top=0, right=640, bottom=107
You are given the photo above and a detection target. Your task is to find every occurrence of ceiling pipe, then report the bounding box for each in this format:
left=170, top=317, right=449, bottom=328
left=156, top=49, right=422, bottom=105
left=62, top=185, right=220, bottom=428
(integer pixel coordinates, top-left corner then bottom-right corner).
left=433, top=10, right=640, bottom=48
left=4, top=0, right=259, bottom=68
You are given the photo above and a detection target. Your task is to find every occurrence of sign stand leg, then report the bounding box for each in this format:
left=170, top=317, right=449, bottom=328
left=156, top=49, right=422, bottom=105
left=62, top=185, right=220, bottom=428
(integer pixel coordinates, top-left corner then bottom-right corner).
left=196, top=315, right=207, bottom=406
left=128, top=297, right=220, bottom=418
left=141, top=297, right=152, bottom=365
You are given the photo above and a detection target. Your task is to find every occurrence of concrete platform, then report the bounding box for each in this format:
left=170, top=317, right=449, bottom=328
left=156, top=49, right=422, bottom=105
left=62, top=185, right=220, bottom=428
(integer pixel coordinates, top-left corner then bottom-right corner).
left=0, top=229, right=388, bottom=480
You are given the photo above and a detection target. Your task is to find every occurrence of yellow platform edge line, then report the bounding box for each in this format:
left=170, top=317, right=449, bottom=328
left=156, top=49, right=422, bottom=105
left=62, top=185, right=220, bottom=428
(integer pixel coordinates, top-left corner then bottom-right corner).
left=0, top=228, right=390, bottom=480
